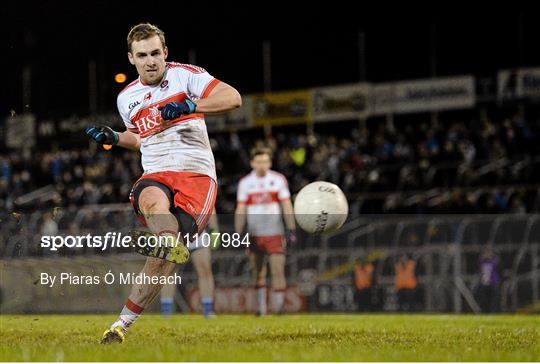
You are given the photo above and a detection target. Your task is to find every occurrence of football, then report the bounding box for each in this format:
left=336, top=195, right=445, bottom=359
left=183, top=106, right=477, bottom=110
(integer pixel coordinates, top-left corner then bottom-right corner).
left=293, top=181, right=349, bottom=234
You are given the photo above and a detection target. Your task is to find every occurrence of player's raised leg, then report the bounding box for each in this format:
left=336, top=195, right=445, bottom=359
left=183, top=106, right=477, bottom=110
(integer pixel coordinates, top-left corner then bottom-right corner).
left=131, top=185, right=190, bottom=264
left=269, top=253, right=286, bottom=314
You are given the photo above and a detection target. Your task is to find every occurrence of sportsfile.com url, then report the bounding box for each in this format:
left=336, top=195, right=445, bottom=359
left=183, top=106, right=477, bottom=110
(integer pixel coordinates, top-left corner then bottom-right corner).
left=40, top=232, right=250, bottom=251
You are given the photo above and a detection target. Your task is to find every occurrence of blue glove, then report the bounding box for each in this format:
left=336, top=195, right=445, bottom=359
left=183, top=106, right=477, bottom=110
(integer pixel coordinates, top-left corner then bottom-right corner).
left=85, top=125, right=119, bottom=145
left=158, top=99, right=197, bottom=120
left=286, top=229, right=297, bottom=247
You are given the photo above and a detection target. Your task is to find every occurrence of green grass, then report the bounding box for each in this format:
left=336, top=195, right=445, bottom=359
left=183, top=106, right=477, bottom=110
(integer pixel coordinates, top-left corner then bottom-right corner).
left=0, top=314, right=538, bottom=361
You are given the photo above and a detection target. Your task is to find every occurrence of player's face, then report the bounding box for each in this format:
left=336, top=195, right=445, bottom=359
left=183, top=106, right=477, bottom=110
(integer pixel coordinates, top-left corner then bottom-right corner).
left=251, top=154, right=272, bottom=176
left=128, top=35, right=168, bottom=85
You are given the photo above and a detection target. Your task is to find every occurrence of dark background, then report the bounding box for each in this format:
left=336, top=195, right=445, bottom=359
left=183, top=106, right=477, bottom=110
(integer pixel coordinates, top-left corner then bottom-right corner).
left=5, top=3, right=540, bottom=118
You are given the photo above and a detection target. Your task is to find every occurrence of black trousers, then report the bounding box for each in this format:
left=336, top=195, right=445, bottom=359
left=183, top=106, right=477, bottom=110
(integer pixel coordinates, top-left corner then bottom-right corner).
left=477, top=285, right=500, bottom=313
left=355, top=288, right=373, bottom=312
left=397, top=288, right=417, bottom=312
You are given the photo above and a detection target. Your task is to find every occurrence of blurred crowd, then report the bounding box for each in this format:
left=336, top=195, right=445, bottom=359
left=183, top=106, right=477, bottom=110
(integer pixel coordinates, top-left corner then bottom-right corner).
left=246, top=113, right=540, bottom=214
left=1, top=112, right=539, bottom=216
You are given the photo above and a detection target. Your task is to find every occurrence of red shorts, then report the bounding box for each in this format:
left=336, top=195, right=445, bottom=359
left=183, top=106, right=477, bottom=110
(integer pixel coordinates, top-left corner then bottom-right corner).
left=130, top=171, right=217, bottom=234
left=249, top=235, right=286, bottom=255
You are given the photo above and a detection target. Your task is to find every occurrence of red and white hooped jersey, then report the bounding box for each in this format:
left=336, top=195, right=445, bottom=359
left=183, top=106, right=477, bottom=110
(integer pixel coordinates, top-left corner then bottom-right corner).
left=117, top=62, right=221, bottom=181
left=237, top=170, right=291, bottom=237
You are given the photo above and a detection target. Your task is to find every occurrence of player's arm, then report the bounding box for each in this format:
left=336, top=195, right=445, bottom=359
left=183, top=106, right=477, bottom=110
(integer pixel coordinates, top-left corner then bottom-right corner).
left=159, top=68, right=242, bottom=120
left=85, top=126, right=140, bottom=151
left=234, top=202, right=247, bottom=234
left=278, top=178, right=297, bottom=245
left=117, top=130, right=141, bottom=151
left=235, top=180, right=248, bottom=234
left=194, top=82, right=242, bottom=114
left=280, top=199, right=296, bottom=230
left=86, top=95, right=142, bottom=151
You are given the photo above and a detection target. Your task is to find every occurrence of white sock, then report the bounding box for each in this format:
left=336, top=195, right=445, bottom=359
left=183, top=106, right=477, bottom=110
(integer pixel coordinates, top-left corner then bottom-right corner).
left=272, top=290, right=285, bottom=313
left=111, top=299, right=143, bottom=332
left=257, top=286, right=267, bottom=315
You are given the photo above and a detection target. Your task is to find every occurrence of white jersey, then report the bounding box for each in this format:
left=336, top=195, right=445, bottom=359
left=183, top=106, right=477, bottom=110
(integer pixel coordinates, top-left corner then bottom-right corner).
left=117, top=62, right=220, bottom=181
left=237, top=170, right=291, bottom=237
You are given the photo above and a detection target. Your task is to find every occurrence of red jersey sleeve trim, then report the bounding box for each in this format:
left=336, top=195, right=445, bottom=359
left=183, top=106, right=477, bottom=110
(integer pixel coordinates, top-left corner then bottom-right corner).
left=127, top=127, right=139, bottom=134
left=201, top=79, right=221, bottom=99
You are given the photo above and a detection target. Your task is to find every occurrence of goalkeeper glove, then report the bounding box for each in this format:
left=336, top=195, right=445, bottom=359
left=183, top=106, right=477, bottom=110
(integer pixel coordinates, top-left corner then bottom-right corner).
left=85, top=125, right=119, bottom=146
left=158, top=99, right=197, bottom=120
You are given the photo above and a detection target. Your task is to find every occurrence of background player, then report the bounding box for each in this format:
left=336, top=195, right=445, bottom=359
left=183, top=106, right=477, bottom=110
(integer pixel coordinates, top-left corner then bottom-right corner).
left=234, top=147, right=296, bottom=315
left=85, top=23, right=241, bottom=343
left=160, top=208, right=220, bottom=319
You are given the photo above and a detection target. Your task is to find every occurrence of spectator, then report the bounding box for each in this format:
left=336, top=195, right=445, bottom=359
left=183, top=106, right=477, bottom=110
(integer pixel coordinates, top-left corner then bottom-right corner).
left=395, top=254, right=418, bottom=312
left=353, top=258, right=375, bottom=312
left=477, top=248, right=501, bottom=313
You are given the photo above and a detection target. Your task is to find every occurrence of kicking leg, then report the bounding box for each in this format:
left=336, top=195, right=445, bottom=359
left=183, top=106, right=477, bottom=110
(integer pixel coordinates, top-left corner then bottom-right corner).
left=102, top=256, right=177, bottom=343
left=130, top=183, right=190, bottom=264
left=102, top=186, right=186, bottom=343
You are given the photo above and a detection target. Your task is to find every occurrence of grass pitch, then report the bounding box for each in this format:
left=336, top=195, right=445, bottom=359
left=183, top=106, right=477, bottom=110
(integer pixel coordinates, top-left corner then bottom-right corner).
left=0, top=314, right=538, bottom=361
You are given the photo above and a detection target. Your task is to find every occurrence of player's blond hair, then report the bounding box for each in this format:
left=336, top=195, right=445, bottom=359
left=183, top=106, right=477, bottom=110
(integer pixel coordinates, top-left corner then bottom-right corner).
left=127, top=23, right=166, bottom=52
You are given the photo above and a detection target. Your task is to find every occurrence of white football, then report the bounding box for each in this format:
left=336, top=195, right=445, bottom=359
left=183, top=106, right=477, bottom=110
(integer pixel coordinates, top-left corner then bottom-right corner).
left=293, top=181, right=349, bottom=234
